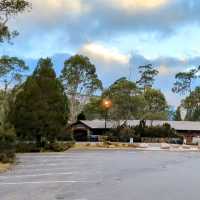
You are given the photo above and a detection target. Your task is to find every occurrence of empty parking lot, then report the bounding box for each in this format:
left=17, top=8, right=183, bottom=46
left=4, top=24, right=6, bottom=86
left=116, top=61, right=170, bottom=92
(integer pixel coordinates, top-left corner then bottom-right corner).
left=1, top=150, right=200, bottom=200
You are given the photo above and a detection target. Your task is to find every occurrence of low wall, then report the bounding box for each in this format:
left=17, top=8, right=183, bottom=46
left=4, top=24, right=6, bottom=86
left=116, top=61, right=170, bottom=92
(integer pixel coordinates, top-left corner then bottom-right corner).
left=141, top=137, right=182, bottom=144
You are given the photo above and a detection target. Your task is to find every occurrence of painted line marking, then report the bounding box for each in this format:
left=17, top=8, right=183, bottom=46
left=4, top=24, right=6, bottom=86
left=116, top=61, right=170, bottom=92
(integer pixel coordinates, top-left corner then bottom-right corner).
left=0, top=172, right=75, bottom=179
left=17, top=155, right=83, bottom=158
left=16, top=162, right=86, bottom=167
left=10, top=167, right=78, bottom=172
left=0, top=180, right=91, bottom=185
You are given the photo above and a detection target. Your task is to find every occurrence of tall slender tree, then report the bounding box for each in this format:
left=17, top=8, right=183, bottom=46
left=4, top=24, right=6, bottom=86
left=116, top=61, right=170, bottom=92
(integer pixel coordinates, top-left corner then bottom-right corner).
left=0, top=55, right=28, bottom=94
left=0, top=0, right=30, bottom=42
left=182, top=87, right=200, bottom=121
left=0, top=56, right=28, bottom=134
left=172, top=66, right=200, bottom=95
left=60, top=54, right=103, bottom=123
left=136, top=64, right=158, bottom=91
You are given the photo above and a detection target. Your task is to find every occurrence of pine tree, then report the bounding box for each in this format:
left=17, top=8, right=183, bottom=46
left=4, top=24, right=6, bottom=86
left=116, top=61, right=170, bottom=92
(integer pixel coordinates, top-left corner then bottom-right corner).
left=10, top=58, right=69, bottom=145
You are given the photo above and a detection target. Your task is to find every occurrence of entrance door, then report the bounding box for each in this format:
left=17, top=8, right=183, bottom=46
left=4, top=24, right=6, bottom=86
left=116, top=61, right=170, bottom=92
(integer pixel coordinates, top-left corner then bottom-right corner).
left=73, top=130, right=88, bottom=141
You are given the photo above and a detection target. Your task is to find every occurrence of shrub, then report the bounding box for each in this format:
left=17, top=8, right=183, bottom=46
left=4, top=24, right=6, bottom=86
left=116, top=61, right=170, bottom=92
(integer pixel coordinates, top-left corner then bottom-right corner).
left=108, top=127, right=138, bottom=142
left=16, top=142, right=40, bottom=153
left=99, top=135, right=109, bottom=143
left=135, top=122, right=182, bottom=140
left=56, top=129, right=74, bottom=141
left=45, top=141, right=75, bottom=152
left=16, top=141, right=75, bottom=152
left=0, top=126, right=16, bottom=163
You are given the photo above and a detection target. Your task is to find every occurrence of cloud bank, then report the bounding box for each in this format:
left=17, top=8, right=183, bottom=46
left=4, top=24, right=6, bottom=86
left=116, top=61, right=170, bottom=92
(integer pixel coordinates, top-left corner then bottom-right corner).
left=5, top=0, right=200, bottom=57
left=2, top=0, right=200, bottom=107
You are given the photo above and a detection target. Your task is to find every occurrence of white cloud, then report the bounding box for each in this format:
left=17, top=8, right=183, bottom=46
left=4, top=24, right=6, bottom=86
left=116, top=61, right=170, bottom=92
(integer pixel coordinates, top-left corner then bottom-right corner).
left=78, top=42, right=131, bottom=85
left=112, top=0, right=170, bottom=10
left=32, top=0, right=90, bottom=16
left=158, top=65, right=180, bottom=76
left=45, top=0, right=90, bottom=14
left=12, top=0, right=90, bottom=30
left=79, top=42, right=129, bottom=65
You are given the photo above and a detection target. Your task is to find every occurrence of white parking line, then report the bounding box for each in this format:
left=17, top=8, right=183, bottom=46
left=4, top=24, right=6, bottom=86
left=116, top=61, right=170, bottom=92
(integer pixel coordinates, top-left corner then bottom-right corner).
left=11, top=167, right=77, bottom=172
left=0, top=180, right=91, bottom=185
left=0, top=172, right=75, bottom=179
left=17, top=155, right=83, bottom=158
left=16, top=163, right=83, bottom=167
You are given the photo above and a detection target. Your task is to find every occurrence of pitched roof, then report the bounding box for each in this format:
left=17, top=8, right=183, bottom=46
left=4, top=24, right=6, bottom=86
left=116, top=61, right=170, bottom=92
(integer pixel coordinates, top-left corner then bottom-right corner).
left=79, top=120, right=200, bottom=131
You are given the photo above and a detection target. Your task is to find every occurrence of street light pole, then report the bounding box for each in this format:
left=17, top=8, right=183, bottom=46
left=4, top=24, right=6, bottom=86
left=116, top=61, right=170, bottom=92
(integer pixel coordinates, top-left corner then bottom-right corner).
left=105, top=108, right=108, bottom=132
left=102, top=99, right=112, bottom=134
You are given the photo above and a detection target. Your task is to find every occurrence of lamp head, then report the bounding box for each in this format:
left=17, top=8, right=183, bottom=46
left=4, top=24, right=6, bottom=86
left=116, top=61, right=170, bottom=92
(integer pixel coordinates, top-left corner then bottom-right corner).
left=102, top=99, right=112, bottom=109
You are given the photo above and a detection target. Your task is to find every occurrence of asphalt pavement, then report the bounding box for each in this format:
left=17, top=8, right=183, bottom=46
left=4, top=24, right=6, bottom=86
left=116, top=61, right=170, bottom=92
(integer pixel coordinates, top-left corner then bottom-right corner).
left=1, top=150, right=200, bottom=200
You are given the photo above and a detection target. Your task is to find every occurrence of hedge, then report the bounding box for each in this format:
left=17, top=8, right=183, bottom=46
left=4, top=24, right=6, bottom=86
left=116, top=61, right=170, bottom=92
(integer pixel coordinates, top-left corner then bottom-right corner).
left=0, top=132, right=16, bottom=163
left=44, top=141, right=75, bottom=152
left=104, top=122, right=182, bottom=143
left=16, top=141, right=75, bottom=153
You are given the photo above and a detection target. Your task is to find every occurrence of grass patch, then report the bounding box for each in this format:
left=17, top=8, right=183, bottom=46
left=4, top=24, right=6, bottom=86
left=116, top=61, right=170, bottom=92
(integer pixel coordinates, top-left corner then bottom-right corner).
left=0, top=163, right=11, bottom=173
left=73, top=142, right=139, bottom=149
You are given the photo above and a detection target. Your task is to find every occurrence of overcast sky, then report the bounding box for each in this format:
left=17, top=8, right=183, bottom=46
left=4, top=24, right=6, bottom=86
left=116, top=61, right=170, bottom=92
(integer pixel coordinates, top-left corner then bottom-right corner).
left=1, top=0, right=200, bottom=107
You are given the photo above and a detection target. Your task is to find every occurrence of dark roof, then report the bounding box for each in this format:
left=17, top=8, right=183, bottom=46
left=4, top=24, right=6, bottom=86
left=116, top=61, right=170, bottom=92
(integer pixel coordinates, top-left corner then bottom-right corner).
left=79, top=120, right=200, bottom=131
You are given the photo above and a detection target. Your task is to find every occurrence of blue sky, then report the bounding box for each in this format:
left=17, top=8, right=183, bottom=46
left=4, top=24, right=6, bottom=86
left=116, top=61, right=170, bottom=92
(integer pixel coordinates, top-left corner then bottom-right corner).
left=1, top=0, right=200, bottom=107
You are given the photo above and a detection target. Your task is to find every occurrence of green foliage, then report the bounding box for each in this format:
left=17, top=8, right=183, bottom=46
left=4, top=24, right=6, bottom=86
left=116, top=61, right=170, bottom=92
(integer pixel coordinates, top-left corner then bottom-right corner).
left=83, top=97, right=104, bottom=120
left=137, top=64, right=159, bottom=90
left=172, top=67, right=200, bottom=95
left=45, top=141, right=75, bottom=152
left=60, top=54, right=103, bottom=122
left=61, top=54, right=103, bottom=95
left=108, top=127, right=136, bottom=142
left=16, top=142, right=40, bottom=153
left=0, top=56, right=28, bottom=92
left=0, top=55, right=28, bottom=162
left=0, top=125, right=16, bottom=163
left=182, top=87, right=200, bottom=121
left=83, top=78, right=169, bottom=121
left=77, top=112, right=86, bottom=120
left=0, top=0, right=31, bottom=42
left=103, top=77, right=144, bottom=120
left=56, top=129, right=74, bottom=141
left=134, top=122, right=179, bottom=139
left=143, top=88, right=168, bottom=120
left=0, top=56, right=28, bottom=134
left=106, top=122, right=179, bottom=142
left=11, top=58, right=69, bottom=145
left=16, top=141, right=75, bottom=153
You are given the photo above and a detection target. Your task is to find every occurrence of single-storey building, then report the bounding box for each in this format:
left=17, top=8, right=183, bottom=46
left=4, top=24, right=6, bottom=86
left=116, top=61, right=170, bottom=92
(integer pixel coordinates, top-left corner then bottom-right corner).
left=71, top=120, right=200, bottom=144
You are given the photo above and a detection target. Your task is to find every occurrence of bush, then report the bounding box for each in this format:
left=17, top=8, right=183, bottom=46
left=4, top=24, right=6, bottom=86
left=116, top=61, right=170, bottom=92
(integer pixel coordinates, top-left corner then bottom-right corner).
left=135, top=122, right=182, bottom=140
left=107, top=127, right=138, bottom=142
left=16, top=141, right=75, bottom=153
left=45, top=141, right=75, bottom=152
left=105, top=121, right=181, bottom=143
left=56, top=129, right=74, bottom=141
left=0, top=151, right=15, bottom=163
left=0, top=127, right=16, bottom=163
left=16, top=142, right=40, bottom=153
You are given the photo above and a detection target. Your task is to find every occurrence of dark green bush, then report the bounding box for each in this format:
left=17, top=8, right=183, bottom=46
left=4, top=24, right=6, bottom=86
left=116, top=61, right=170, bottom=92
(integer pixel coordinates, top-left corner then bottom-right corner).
left=16, top=142, right=40, bottom=153
left=106, top=121, right=180, bottom=143
left=135, top=122, right=181, bottom=139
left=16, top=141, right=75, bottom=153
left=0, top=127, right=16, bottom=163
left=45, top=141, right=75, bottom=152
left=107, top=127, right=137, bottom=142
left=0, top=150, right=15, bottom=163
left=56, top=129, right=74, bottom=141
